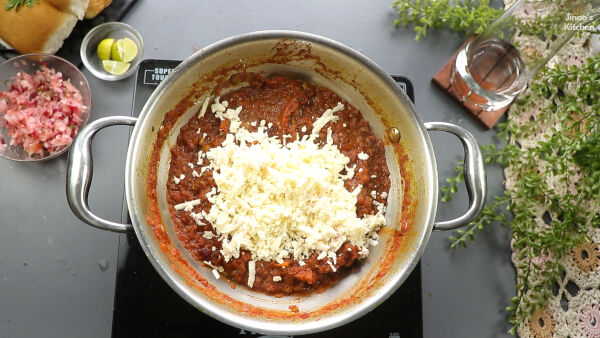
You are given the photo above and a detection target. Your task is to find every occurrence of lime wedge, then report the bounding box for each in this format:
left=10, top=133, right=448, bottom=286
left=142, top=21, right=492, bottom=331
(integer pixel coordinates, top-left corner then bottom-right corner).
left=96, top=38, right=114, bottom=61
left=102, top=60, right=131, bottom=75
left=111, top=38, right=138, bottom=63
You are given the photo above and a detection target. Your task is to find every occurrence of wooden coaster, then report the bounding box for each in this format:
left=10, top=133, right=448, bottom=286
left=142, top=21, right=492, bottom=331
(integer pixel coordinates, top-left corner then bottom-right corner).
left=431, top=36, right=510, bottom=129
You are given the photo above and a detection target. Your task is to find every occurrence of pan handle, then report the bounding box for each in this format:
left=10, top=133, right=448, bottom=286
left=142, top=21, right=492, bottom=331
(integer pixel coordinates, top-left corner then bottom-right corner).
left=66, top=116, right=138, bottom=233
left=425, top=122, right=487, bottom=231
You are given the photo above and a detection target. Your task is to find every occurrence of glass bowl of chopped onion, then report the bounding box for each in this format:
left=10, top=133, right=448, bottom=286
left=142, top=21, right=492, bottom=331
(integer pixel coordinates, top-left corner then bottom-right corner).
left=0, top=53, right=91, bottom=161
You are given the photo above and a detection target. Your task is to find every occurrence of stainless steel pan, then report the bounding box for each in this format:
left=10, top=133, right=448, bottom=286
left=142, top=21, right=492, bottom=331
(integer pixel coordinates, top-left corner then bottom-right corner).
left=66, top=30, right=486, bottom=335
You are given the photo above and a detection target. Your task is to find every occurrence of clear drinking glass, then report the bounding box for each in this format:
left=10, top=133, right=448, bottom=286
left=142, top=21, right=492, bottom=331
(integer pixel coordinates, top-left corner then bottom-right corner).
left=451, top=0, right=600, bottom=111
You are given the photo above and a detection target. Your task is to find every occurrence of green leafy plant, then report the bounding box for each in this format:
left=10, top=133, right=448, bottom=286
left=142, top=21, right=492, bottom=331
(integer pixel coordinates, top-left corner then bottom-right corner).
left=574, top=132, right=600, bottom=172
left=392, top=0, right=599, bottom=42
left=5, top=0, right=38, bottom=11
left=440, top=160, right=464, bottom=203
left=391, top=0, right=503, bottom=40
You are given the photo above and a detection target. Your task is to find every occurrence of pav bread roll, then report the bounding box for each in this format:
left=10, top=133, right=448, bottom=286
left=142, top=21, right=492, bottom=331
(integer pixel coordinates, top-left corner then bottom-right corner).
left=46, top=0, right=90, bottom=19
left=84, top=0, right=112, bottom=19
left=0, top=0, right=79, bottom=54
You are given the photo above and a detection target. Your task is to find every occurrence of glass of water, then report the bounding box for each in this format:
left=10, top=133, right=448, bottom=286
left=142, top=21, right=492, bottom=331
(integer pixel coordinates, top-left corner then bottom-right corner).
left=451, top=0, right=600, bottom=111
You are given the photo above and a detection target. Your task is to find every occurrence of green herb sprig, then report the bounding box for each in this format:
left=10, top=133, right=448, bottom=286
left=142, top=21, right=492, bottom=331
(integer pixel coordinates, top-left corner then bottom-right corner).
left=440, top=160, right=464, bottom=203
left=391, top=0, right=503, bottom=41
left=5, top=0, right=39, bottom=11
left=574, top=133, right=600, bottom=172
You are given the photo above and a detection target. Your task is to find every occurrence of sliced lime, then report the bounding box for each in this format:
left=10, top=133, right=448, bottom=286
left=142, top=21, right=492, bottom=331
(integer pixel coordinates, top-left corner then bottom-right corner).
left=96, top=38, right=114, bottom=61
left=111, top=38, right=138, bottom=63
left=102, top=60, right=131, bottom=75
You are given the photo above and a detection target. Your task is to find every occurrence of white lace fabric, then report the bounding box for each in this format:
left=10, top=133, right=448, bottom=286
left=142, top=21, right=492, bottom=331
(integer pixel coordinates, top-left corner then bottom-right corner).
left=502, top=1, right=600, bottom=337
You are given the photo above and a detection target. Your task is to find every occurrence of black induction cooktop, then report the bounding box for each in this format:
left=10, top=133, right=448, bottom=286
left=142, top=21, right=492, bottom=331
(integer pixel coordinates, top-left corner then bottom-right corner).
left=111, top=59, right=422, bottom=338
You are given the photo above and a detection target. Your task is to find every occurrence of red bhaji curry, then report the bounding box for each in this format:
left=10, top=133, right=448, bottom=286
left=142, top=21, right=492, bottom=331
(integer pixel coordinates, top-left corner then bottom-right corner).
left=166, top=75, right=390, bottom=296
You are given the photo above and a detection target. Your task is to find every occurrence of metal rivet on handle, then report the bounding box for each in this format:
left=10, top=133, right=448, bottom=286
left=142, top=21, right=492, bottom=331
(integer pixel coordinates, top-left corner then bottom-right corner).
left=388, top=127, right=401, bottom=143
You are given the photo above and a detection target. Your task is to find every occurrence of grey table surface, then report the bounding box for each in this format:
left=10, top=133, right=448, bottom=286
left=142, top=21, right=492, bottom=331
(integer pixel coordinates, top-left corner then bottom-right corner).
left=0, top=1, right=514, bottom=337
